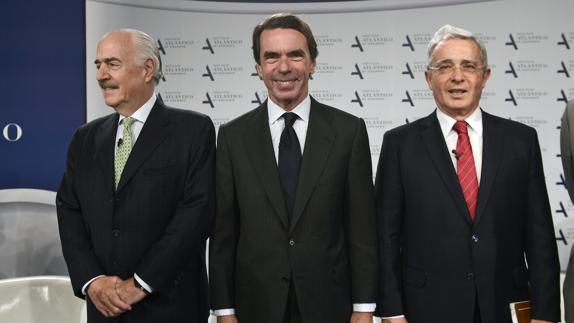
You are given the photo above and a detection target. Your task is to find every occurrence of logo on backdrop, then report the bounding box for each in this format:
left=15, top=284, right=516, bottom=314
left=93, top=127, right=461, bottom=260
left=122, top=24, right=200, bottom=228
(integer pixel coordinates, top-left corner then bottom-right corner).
left=202, top=91, right=243, bottom=108
left=558, top=33, right=571, bottom=49
left=252, top=92, right=263, bottom=106
left=402, top=91, right=414, bottom=107
left=558, top=89, right=569, bottom=103
left=161, top=91, right=194, bottom=105
left=203, top=65, right=214, bottom=81
left=315, top=35, right=343, bottom=48
left=351, top=91, right=363, bottom=107
left=506, top=32, right=549, bottom=49
left=505, top=62, right=517, bottom=78
left=202, top=64, right=244, bottom=81
left=158, top=37, right=193, bottom=50
left=402, top=63, right=414, bottom=79
left=505, top=90, right=517, bottom=106
left=351, top=36, right=364, bottom=52
left=314, top=63, right=343, bottom=75
left=402, top=35, right=414, bottom=51
left=310, top=90, right=343, bottom=103
left=163, top=64, right=193, bottom=77
left=203, top=92, right=214, bottom=108
left=202, top=38, right=214, bottom=54
left=401, top=33, right=431, bottom=50
left=351, top=34, right=393, bottom=51
left=2, top=123, right=23, bottom=142
left=505, top=34, right=518, bottom=50
left=202, top=37, right=244, bottom=54
left=557, top=229, right=567, bottom=246
left=558, top=61, right=571, bottom=78
left=351, top=64, right=363, bottom=79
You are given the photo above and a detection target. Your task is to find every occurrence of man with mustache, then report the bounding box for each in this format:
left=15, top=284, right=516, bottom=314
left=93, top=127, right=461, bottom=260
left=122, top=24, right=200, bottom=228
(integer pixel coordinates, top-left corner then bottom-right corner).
left=375, top=25, right=560, bottom=323
left=57, top=29, right=215, bottom=322
left=209, top=13, right=377, bottom=323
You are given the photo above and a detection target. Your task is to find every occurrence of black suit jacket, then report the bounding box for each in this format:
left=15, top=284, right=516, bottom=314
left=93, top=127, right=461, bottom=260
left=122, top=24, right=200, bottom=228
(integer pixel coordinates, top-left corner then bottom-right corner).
left=209, top=98, right=378, bottom=323
left=57, top=99, right=215, bottom=323
left=375, top=110, right=560, bottom=323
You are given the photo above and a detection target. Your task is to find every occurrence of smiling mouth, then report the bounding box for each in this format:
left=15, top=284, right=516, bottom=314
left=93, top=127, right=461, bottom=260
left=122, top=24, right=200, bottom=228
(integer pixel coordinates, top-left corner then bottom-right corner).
left=274, top=79, right=298, bottom=85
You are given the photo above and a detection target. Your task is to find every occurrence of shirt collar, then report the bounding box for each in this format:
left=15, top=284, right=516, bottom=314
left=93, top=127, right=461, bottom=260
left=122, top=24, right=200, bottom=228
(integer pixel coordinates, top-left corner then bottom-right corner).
left=436, top=106, right=483, bottom=137
left=268, top=95, right=311, bottom=125
left=118, top=93, right=157, bottom=125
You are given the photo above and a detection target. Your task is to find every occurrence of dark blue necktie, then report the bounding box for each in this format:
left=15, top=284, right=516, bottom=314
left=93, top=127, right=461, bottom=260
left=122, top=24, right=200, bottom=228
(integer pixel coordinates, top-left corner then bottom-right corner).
left=278, top=112, right=301, bottom=219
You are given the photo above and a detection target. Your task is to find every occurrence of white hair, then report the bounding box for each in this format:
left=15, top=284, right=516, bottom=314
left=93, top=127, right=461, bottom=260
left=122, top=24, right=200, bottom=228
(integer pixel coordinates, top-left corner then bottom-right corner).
left=427, top=24, right=488, bottom=70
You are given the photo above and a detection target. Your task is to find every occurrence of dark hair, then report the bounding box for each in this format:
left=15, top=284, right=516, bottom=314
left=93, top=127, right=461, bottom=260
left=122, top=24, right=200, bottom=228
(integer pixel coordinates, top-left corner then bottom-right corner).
left=252, top=13, right=318, bottom=64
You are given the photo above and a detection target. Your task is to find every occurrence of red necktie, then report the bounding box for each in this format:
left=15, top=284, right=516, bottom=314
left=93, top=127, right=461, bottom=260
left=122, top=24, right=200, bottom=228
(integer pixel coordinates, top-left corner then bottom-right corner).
left=453, top=121, right=478, bottom=221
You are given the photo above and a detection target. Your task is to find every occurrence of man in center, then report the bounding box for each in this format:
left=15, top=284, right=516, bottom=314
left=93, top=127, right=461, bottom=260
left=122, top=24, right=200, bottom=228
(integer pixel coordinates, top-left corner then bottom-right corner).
left=209, top=13, right=378, bottom=323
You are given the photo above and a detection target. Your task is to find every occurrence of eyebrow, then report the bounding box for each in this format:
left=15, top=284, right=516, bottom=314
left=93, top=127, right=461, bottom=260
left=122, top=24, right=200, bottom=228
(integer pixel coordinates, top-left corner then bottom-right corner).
left=94, top=57, right=121, bottom=65
left=262, top=49, right=306, bottom=60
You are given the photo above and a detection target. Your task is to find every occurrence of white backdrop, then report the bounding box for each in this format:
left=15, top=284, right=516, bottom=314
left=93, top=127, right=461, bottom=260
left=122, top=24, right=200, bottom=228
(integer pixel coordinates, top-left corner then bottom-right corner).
left=87, top=0, right=574, bottom=269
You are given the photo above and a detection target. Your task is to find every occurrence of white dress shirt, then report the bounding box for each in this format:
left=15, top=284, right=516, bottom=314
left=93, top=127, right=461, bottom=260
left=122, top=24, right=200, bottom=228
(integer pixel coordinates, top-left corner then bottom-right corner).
left=81, top=93, right=157, bottom=295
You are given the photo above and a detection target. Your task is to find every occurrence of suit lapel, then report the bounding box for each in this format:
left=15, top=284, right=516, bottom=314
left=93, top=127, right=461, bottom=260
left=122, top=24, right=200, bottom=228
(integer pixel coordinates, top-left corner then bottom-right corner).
left=474, top=111, right=504, bottom=225
left=243, top=102, right=290, bottom=230
left=419, top=112, right=471, bottom=224
left=116, top=100, right=171, bottom=192
left=290, top=99, right=335, bottom=232
left=95, top=114, right=118, bottom=193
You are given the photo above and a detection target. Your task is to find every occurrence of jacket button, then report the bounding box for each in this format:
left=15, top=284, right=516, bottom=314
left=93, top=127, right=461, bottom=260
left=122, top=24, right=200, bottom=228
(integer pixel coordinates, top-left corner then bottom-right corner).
left=471, top=234, right=479, bottom=242
left=112, top=229, right=120, bottom=237
left=466, top=273, right=474, bottom=280
left=289, top=239, right=295, bottom=246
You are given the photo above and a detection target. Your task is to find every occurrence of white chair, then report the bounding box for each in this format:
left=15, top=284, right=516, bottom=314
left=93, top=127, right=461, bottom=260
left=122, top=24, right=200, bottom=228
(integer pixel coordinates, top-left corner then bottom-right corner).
left=0, top=276, right=86, bottom=323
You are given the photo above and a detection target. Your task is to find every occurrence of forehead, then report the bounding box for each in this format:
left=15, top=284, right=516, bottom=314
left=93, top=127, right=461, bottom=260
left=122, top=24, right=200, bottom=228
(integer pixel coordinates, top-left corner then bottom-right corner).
left=96, top=32, right=135, bottom=59
left=259, top=28, right=308, bottom=52
left=431, top=38, right=481, bottom=62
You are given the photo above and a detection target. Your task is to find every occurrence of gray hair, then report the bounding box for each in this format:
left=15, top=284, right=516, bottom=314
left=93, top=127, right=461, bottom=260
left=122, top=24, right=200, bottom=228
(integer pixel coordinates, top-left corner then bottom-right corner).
left=427, top=24, right=488, bottom=71
left=102, top=28, right=163, bottom=85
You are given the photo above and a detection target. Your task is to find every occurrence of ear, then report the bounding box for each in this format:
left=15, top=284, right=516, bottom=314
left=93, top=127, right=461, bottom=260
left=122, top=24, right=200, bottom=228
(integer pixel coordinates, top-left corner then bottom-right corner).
left=424, top=70, right=433, bottom=90
left=255, top=64, right=262, bottom=78
left=481, top=67, right=491, bottom=88
left=143, top=58, right=155, bottom=83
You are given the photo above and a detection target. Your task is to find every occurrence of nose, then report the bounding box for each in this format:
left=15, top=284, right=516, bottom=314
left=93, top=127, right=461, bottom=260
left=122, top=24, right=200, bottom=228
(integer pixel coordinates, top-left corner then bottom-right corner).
left=278, top=56, right=290, bottom=73
left=96, top=64, right=109, bottom=81
left=450, top=66, right=464, bottom=82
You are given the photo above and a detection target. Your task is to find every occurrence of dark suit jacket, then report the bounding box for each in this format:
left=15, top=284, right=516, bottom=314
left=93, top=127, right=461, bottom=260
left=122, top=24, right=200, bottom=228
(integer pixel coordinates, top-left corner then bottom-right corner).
left=375, top=110, right=560, bottom=323
left=57, top=99, right=215, bottom=323
left=561, top=100, right=574, bottom=323
left=209, top=98, right=378, bottom=323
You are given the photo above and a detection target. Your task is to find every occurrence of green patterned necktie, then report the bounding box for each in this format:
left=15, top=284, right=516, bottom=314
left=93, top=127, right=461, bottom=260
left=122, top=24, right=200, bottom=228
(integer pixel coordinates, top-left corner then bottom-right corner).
left=115, top=117, right=135, bottom=189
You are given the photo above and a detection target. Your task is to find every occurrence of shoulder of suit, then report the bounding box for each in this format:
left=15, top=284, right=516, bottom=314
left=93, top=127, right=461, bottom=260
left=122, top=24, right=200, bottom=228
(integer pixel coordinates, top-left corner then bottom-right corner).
left=161, top=104, right=212, bottom=124
left=482, top=111, right=536, bottom=136
left=218, top=105, right=263, bottom=134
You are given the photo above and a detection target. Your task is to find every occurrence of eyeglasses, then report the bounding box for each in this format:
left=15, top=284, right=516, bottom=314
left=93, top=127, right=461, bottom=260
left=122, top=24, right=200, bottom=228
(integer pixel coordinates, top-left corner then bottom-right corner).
left=428, top=62, right=485, bottom=75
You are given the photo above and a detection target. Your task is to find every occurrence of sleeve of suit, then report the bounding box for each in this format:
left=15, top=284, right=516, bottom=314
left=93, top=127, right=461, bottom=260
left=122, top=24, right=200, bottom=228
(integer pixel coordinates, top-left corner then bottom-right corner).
left=561, top=102, right=574, bottom=203
left=134, top=115, right=216, bottom=291
left=57, top=129, right=106, bottom=298
left=525, top=129, right=561, bottom=322
left=374, top=130, right=405, bottom=317
left=209, top=124, right=239, bottom=309
left=345, top=119, right=378, bottom=303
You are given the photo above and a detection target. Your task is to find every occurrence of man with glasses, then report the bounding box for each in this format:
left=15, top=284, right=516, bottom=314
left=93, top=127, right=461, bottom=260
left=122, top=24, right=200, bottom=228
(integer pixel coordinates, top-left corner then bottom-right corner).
left=375, top=24, right=559, bottom=323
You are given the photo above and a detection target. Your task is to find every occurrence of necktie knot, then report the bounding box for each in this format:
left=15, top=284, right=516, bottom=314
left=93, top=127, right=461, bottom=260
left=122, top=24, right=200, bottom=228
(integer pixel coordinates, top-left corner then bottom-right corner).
left=282, top=113, right=298, bottom=128
left=453, top=120, right=468, bottom=134
left=123, top=117, right=135, bottom=129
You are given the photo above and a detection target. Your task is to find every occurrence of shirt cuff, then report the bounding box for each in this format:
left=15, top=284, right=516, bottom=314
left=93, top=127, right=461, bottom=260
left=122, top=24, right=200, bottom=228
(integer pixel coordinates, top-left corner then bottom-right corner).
left=211, top=308, right=236, bottom=316
left=81, top=275, right=105, bottom=295
left=353, top=303, right=376, bottom=312
left=381, top=315, right=406, bottom=319
left=134, top=273, right=153, bottom=293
